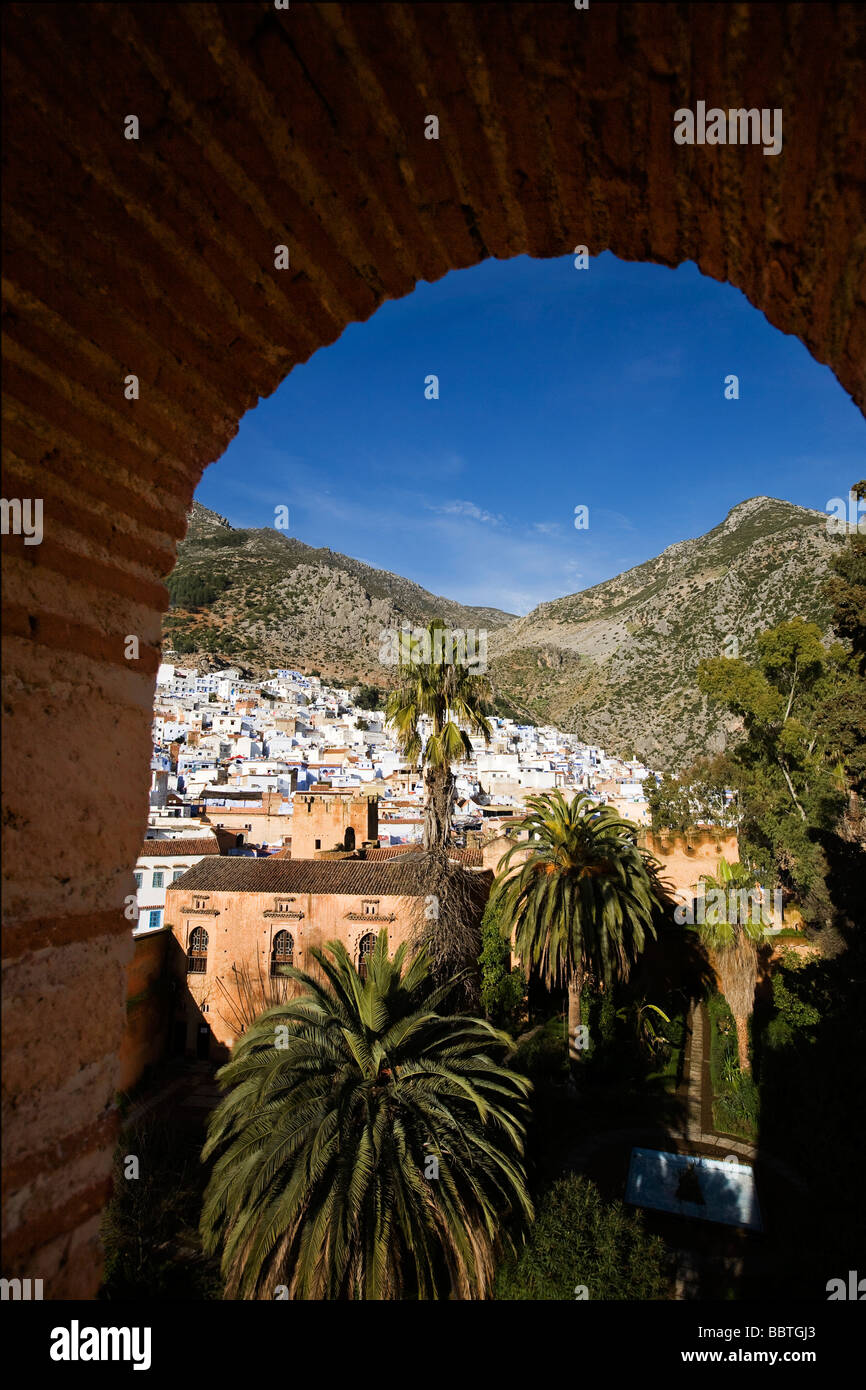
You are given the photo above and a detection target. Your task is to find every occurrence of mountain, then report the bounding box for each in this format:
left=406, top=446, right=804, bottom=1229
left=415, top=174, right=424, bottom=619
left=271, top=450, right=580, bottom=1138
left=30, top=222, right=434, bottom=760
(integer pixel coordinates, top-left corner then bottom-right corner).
left=164, top=497, right=846, bottom=769
left=163, top=503, right=516, bottom=684
left=488, top=496, right=846, bottom=767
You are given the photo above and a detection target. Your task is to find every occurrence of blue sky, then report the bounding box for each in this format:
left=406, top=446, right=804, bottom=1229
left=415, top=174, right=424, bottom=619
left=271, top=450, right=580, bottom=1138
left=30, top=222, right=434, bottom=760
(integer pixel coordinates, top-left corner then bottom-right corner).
left=196, top=252, right=864, bottom=616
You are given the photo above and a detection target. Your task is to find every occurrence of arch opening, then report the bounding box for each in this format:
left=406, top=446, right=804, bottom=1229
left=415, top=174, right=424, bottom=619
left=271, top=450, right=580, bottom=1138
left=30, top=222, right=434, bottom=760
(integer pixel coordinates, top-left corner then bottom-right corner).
left=2, top=0, right=864, bottom=1297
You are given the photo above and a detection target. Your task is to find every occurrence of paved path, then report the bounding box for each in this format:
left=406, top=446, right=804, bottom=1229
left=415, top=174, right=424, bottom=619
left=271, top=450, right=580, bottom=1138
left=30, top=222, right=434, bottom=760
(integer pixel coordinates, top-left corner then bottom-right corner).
left=124, top=1061, right=222, bottom=1131
left=684, top=1000, right=757, bottom=1158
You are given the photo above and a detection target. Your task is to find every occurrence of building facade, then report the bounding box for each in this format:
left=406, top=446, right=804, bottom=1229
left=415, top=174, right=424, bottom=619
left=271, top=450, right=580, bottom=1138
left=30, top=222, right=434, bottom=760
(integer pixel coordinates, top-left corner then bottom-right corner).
left=165, top=857, right=485, bottom=1060
left=290, top=788, right=379, bottom=859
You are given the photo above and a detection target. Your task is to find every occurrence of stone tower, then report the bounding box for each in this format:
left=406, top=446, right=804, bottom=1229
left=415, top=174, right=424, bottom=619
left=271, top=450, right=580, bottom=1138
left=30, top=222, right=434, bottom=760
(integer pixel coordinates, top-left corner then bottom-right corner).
left=291, top=789, right=379, bottom=860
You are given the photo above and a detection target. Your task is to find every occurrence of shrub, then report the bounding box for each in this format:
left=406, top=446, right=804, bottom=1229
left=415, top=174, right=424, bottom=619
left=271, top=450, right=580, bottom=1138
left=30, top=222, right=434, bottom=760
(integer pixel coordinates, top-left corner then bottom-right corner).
left=479, top=898, right=525, bottom=1030
left=510, top=1016, right=569, bottom=1083
left=100, top=1121, right=222, bottom=1300
left=707, top=992, right=759, bottom=1138
left=494, top=1175, right=669, bottom=1301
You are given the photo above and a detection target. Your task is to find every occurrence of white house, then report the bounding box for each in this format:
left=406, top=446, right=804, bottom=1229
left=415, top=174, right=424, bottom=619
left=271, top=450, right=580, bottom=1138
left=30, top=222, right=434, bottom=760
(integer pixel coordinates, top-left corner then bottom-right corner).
left=132, top=836, right=221, bottom=934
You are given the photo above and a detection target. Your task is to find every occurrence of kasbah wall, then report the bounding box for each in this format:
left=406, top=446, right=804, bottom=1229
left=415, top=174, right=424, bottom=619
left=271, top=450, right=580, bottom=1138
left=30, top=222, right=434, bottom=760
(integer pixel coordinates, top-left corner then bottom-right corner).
left=642, top=827, right=741, bottom=903
left=118, top=927, right=172, bottom=1093
left=290, top=791, right=379, bottom=860
left=482, top=824, right=743, bottom=907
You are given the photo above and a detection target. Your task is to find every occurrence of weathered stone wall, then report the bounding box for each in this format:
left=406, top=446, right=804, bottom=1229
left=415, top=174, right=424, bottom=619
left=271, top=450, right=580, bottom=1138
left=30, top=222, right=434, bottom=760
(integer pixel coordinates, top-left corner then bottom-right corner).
left=290, top=791, right=379, bottom=859
left=118, top=928, right=172, bottom=1094
left=2, top=1, right=864, bottom=1296
left=643, top=827, right=741, bottom=902
left=165, top=885, right=417, bottom=1056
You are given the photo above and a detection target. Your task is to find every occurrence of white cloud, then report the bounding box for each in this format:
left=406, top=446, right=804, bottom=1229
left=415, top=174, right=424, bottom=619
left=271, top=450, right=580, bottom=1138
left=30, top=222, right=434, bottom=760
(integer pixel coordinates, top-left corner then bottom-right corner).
left=428, top=499, right=504, bottom=525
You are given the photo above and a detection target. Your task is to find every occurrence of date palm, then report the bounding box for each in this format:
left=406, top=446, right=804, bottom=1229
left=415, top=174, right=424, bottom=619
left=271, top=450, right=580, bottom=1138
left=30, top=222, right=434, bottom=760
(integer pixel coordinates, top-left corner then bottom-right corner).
left=698, top=857, right=764, bottom=1071
left=492, top=792, right=661, bottom=1061
left=200, top=930, right=532, bottom=1299
left=385, top=619, right=492, bottom=852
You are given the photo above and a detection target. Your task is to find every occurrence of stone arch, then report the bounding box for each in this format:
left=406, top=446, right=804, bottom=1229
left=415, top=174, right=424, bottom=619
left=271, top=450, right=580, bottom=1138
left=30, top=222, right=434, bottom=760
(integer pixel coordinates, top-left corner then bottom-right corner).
left=2, top=2, right=865, bottom=1295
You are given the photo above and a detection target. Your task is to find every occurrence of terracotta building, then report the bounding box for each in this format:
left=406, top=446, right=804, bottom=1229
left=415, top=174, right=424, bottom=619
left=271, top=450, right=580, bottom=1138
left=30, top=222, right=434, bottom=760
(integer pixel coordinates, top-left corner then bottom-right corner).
left=165, top=857, right=492, bottom=1060
left=290, top=787, right=379, bottom=859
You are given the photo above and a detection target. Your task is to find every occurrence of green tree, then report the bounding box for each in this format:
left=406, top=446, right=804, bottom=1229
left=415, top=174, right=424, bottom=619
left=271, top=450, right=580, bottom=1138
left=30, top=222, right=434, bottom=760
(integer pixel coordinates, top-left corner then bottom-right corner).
left=697, top=857, right=764, bottom=1070
left=683, top=753, right=740, bottom=829
left=824, top=480, right=866, bottom=674
left=101, top=1121, right=222, bottom=1299
left=492, top=792, right=660, bottom=1062
left=697, top=617, right=847, bottom=904
left=354, top=684, right=383, bottom=711
left=646, top=772, right=694, bottom=834
left=820, top=480, right=866, bottom=794
left=615, top=998, right=672, bottom=1059
left=200, top=931, right=532, bottom=1299
left=386, top=619, right=492, bottom=852
left=479, top=895, right=526, bottom=1029
left=765, top=949, right=822, bottom=1051
left=494, top=1175, right=668, bottom=1300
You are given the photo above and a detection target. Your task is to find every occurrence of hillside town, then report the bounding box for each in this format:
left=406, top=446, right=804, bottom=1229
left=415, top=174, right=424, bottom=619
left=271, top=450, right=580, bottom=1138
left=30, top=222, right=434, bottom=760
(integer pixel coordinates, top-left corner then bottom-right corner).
left=135, top=657, right=665, bottom=1058
left=140, top=659, right=656, bottom=894
left=146, top=659, right=655, bottom=844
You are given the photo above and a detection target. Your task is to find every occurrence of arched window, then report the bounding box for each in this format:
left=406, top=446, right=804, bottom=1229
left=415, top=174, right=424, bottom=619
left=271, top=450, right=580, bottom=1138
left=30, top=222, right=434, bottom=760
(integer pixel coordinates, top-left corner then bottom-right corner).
left=358, top=932, right=375, bottom=981
left=344, top=826, right=356, bottom=851
left=187, top=926, right=208, bottom=974
left=271, top=929, right=294, bottom=978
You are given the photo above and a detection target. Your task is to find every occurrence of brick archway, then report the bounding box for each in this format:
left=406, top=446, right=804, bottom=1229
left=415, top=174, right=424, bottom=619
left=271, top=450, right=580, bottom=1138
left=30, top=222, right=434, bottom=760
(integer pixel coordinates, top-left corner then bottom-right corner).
left=2, top=2, right=865, bottom=1295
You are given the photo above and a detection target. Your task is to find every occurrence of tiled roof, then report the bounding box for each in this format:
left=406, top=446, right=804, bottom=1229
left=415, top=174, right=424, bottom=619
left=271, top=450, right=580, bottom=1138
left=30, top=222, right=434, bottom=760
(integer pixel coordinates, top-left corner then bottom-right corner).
left=366, top=845, right=483, bottom=868
left=139, top=837, right=220, bottom=857
left=165, top=856, right=493, bottom=897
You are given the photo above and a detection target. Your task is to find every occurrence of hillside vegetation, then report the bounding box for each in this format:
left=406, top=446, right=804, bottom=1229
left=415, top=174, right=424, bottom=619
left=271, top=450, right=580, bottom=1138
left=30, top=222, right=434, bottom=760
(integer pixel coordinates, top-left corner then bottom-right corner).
left=164, top=497, right=845, bottom=769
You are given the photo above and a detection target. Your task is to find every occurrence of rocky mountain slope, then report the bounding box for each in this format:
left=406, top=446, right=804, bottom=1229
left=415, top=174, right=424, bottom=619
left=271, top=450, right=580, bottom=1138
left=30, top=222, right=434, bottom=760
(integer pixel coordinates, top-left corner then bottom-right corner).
left=488, top=497, right=845, bottom=767
left=163, top=503, right=515, bottom=681
left=164, top=497, right=846, bottom=770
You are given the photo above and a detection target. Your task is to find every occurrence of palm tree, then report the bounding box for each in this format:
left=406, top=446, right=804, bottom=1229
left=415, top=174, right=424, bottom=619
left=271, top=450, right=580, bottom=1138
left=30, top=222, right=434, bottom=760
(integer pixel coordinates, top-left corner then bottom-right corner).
left=492, top=791, right=661, bottom=1062
left=385, top=619, right=492, bottom=853
left=200, top=930, right=533, bottom=1299
left=615, top=998, right=672, bottom=1059
left=698, top=856, right=764, bottom=1071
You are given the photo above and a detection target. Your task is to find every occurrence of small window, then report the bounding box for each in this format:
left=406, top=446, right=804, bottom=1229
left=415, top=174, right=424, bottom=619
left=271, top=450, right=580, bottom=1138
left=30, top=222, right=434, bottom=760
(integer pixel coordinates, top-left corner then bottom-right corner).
left=315, top=839, right=321, bottom=850
left=148, top=909, right=162, bottom=931
left=270, top=930, right=295, bottom=977
left=133, top=872, right=143, bottom=889
left=193, top=896, right=208, bottom=910
left=358, top=932, right=375, bottom=981
left=173, top=869, right=185, bottom=881
left=187, top=926, right=209, bottom=974
left=152, top=870, right=164, bottom=888
left=362, top=900, right=377, bottom=917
